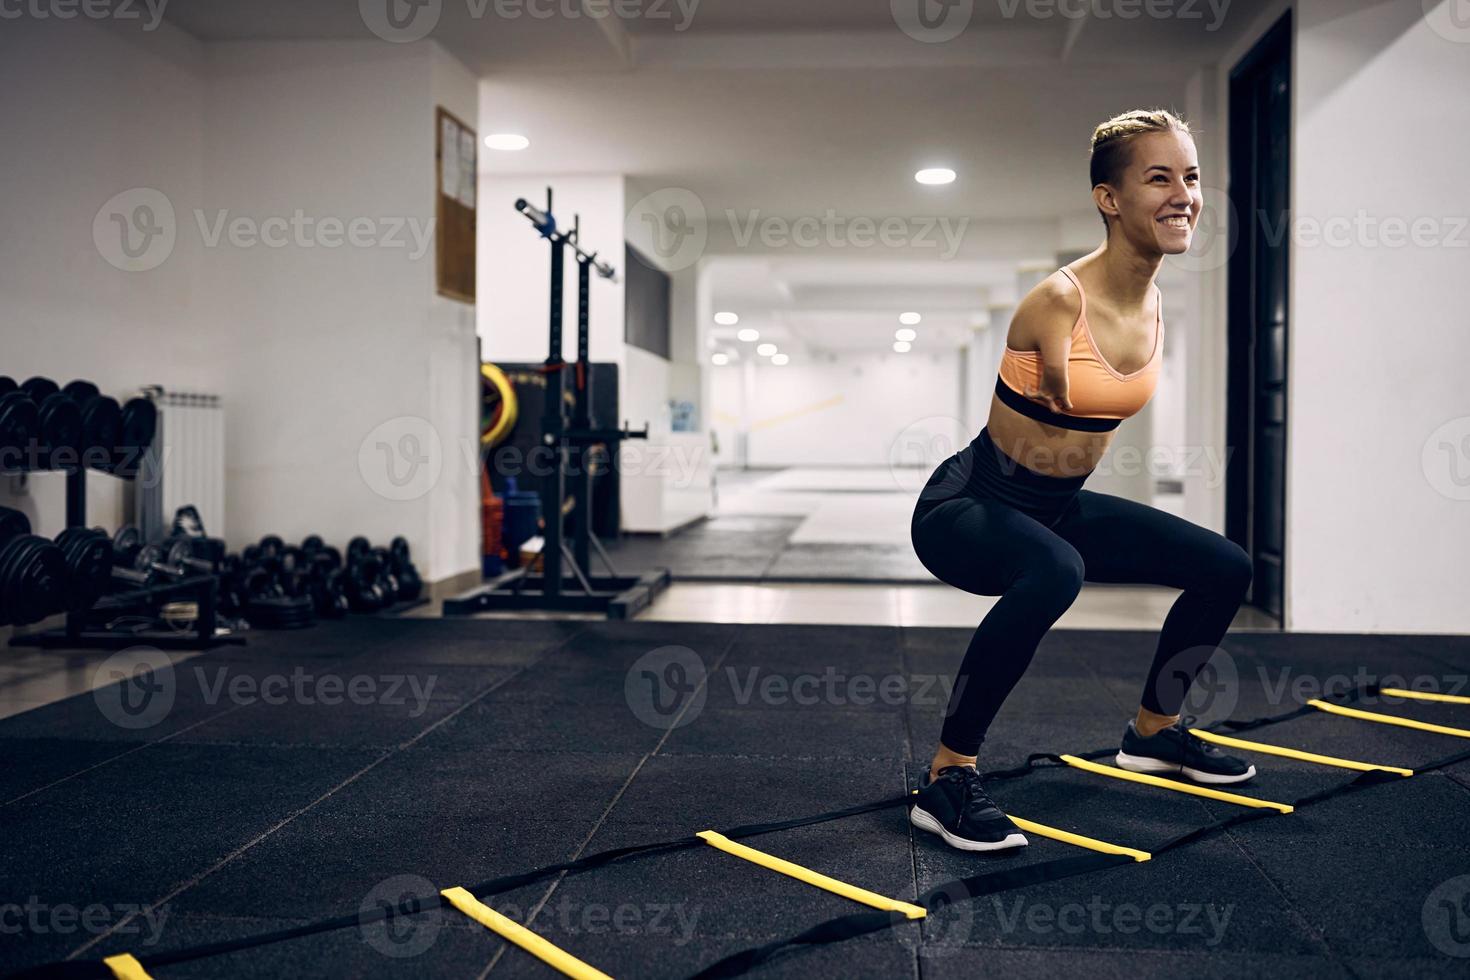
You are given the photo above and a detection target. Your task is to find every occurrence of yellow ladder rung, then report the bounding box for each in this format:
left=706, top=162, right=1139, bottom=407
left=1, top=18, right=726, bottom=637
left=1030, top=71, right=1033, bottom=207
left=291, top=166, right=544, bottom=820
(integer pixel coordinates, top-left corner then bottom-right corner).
left=697, top=831, right=926, bottom=919
left=441, top=886, right=614, bottom=980
left=1005, top=814, right=1152, bottom=862
left=1377, top=687, right=1470, bottom=706
left=1309, top=699, right=1470, bottom=739
left=1189, top=728, right=1413, bottom=777
left=104, top=955, right=153, bottom=980
left=1059, top=754, right=1294, bottom=813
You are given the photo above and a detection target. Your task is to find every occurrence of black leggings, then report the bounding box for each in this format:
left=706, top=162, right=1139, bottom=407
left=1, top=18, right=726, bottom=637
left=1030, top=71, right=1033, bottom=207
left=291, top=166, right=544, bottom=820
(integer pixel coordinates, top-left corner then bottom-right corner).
left=911, top=427, right=1253, bottom=757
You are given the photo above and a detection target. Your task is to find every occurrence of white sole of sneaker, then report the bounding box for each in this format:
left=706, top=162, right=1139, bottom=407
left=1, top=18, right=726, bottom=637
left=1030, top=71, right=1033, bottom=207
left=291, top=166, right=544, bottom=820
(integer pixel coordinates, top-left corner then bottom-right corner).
left=1114, top=751, right=1257, bottom=785
left=909, top=806, right=1029, bottom=852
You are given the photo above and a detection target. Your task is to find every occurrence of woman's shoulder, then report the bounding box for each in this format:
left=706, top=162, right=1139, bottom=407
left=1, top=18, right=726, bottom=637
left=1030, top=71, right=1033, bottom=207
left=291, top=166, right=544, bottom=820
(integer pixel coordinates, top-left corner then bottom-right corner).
left=1009, top=269, right=1083, bottom=349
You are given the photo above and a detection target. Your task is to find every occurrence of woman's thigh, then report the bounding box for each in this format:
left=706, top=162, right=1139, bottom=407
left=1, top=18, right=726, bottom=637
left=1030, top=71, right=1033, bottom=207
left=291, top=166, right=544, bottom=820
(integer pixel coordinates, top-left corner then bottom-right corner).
left=1048, top=489, right=1250, bottom=591
left=912, top=494, right=1082, bottom=597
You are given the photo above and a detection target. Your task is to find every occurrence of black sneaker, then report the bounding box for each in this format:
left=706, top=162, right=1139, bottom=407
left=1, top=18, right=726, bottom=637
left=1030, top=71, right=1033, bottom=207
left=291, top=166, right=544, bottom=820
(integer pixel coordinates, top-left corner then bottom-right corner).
left=910, top=766, right=1028, bottom=852
left=1115, top=717, right=1256, bottom=784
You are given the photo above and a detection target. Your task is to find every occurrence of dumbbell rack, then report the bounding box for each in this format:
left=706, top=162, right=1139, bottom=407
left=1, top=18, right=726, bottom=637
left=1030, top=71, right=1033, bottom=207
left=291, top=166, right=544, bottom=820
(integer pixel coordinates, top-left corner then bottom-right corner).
left=8, top=426, right=245, bottom=650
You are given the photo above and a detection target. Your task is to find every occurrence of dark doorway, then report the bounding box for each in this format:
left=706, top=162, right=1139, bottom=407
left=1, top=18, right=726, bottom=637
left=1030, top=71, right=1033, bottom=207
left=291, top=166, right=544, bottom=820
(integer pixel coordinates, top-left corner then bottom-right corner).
left=1226, top=12, right=1291, bottom=622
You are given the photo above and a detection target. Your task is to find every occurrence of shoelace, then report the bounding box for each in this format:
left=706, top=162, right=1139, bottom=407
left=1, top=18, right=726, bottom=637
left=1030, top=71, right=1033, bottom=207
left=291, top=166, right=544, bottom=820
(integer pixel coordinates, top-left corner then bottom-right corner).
left=1170, top=715, right=1225, bottom=758
left=944, top=768, right=1001, bottom=826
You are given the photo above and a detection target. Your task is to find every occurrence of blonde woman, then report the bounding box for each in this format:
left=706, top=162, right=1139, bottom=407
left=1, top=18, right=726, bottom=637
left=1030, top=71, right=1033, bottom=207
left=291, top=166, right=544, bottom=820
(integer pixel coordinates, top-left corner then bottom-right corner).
left=909, top=109, right=1255, bottom=853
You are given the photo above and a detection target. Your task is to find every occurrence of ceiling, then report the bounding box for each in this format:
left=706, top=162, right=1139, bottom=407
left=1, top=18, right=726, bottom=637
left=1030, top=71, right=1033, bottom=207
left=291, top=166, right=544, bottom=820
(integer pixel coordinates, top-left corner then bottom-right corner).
left=162, top=0, right=1267, bottom=355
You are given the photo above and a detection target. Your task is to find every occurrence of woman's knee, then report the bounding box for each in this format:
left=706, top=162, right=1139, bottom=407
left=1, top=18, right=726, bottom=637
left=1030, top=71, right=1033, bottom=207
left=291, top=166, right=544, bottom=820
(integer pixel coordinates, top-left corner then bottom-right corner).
left=1016, top=544, right=1085, bottom=603
left=1210, top=538, right=1253, bottom=597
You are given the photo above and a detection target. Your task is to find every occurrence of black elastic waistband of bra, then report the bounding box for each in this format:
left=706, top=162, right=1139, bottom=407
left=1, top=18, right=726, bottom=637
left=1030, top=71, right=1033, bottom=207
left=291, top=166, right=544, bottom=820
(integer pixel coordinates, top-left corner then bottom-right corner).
left=993, top=376, right=1121, bottom=433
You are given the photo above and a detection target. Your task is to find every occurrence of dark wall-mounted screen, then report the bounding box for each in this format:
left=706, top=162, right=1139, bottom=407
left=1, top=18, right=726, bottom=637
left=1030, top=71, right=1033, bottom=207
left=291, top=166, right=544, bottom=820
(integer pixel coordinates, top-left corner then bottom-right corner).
left=624, top=244, right=671, bottom=359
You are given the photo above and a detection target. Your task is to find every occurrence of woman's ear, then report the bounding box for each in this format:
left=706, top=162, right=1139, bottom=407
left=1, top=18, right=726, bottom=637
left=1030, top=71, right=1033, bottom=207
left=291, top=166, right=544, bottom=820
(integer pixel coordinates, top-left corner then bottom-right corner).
left=1092, top=183, right=1119, bottom=224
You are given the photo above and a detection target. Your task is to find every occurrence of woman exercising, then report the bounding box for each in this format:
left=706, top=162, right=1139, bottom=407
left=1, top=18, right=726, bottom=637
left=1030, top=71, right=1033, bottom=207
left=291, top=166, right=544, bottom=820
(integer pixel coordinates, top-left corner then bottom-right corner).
left=909, top=109, right=1256, bottom=852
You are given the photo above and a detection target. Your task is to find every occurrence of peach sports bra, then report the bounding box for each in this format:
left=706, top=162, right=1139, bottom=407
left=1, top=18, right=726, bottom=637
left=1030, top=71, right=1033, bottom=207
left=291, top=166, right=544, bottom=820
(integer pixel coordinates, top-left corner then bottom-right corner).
left=994, top=265, right=1163, bottom=433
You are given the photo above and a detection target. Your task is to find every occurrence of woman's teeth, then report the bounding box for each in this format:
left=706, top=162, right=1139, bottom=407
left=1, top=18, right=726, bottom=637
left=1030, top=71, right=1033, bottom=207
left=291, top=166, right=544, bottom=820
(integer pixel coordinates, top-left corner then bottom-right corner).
left=1160, top=215, right=1190, bottom=229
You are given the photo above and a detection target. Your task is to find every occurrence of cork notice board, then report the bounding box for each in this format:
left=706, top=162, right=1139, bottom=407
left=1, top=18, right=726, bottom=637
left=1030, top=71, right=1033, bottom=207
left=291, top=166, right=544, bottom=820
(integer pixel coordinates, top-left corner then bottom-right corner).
left=436, top=107, right=477, bottom=303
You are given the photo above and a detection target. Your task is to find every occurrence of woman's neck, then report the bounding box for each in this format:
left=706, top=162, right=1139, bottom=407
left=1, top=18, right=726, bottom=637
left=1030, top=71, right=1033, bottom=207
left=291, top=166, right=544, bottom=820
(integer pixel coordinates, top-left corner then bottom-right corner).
left=1077, top=238, right=1161, bottom=313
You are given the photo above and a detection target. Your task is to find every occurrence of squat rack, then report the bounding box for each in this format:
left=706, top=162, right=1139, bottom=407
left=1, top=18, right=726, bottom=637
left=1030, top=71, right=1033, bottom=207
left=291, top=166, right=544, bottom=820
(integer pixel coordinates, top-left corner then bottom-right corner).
left=444, top=189, right=671, bottom=620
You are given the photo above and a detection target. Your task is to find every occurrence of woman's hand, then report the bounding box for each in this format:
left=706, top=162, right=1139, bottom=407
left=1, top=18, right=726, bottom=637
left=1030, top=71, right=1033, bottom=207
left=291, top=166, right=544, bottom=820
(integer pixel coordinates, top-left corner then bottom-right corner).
left=1025, top=369, right=1074, bottom=415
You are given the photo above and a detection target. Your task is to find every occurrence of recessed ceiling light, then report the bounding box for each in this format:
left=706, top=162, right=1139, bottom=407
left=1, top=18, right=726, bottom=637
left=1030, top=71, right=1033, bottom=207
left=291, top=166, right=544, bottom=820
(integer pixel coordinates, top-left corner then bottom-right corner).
left=895, top=328, right=917, bottom=343
left=915, top=168, right=955, bottom=185
left=485, top=134, right=530, bottom=151
left=737, top=328, right=759, bottom=342
left=711, top=352, right=729, bottom=366
left=899, top=312, right=922, bottom=325
left=756, top=343, right=778, bottom=357
left=714, top=311, right=740, bottom=326
left=771, top=353, right=789, bottom=366
left=893, top=340, right=912, bottom=353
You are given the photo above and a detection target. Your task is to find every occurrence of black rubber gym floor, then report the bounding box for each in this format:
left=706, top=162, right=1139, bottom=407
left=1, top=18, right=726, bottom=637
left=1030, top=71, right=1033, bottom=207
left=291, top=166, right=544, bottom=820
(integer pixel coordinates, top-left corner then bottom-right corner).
left=3, top=619, right=1470, bottom=978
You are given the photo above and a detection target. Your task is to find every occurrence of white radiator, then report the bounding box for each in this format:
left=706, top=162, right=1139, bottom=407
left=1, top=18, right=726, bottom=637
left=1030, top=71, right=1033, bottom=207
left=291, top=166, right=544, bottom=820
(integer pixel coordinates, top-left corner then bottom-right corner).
left=158, top=391, right=225, bottom=537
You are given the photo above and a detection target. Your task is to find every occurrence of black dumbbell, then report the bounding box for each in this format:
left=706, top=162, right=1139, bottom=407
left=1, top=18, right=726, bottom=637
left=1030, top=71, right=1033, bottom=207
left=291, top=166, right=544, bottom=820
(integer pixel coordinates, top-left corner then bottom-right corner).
left=309, top=566, right=350, bottom=619
left=54, top=527, right=113, bottom=612
left=344, top=552, right=391, bottom=612
left=20, top=377, right=59, bottom=403
left=0, top=391, right=37, bottom=473
left=385, top=536, right=422, bottom=602
left=113, top=526, right=144, bottom=566
left=33, top=392, right=81, bottom=470
left=77, top=395, right=121, bottom=471
left=112, top=397, right=157, bottom=477
left=161, top=535, right=220, bottom=577
left=109, top=527, right=163, bottom=590
left=369, top=547, right=402, bottom=603
left=62, top=380, right=100, bottom=404
left=0, top=507, right=68, bottom=627
left=346, top=536, right=371, bottom=566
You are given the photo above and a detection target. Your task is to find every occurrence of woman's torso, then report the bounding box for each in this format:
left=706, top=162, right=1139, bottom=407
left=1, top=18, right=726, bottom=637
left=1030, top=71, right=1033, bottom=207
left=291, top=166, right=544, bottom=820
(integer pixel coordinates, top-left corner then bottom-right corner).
left=987, top=260, right=1163, bottom=478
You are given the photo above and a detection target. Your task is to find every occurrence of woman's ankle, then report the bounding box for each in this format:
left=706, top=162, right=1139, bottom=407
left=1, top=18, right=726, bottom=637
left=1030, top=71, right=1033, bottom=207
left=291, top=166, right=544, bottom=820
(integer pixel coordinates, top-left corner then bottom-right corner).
left=1134, top=707, right=1181, bottom=738
left=929, top=744, right=978, bottom=781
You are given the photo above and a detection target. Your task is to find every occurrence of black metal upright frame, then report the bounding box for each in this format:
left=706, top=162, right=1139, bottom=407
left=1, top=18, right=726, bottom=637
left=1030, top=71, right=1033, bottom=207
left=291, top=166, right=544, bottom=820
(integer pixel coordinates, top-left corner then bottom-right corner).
left=444, top=189, right=670, bottom=620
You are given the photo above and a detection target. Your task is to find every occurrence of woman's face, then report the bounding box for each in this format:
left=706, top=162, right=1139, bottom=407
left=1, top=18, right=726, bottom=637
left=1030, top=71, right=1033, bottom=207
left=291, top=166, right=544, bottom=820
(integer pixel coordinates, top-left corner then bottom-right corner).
left=1096, top=129, right=1202, bottom=255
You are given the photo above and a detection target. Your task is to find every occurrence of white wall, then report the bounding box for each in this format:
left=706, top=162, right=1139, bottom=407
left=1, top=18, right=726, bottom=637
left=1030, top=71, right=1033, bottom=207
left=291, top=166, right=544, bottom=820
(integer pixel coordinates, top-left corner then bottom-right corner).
left=0, top=17, right=208, bottom=534
left=715, top=350, right=965, bottom=468
left=0, top=23, right=480, bottom=584
left=1287, top=0, right=1470, bottom=632
left=202, top=41, right=479, bottom=583
left=426, top=44, right=484, bottom=584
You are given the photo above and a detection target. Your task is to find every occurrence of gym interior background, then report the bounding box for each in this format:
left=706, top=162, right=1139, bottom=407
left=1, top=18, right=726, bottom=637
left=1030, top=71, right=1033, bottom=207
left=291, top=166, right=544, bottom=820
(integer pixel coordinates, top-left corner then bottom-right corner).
left=2, top=1, right=1469, bottom=978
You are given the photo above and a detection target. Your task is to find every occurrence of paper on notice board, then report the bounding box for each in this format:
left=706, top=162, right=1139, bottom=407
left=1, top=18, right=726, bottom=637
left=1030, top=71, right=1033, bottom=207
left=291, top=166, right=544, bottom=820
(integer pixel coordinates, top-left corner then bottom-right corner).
left=441, top=115, right=461, bottom=197
left=457, top=128, right=476, bottom=208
